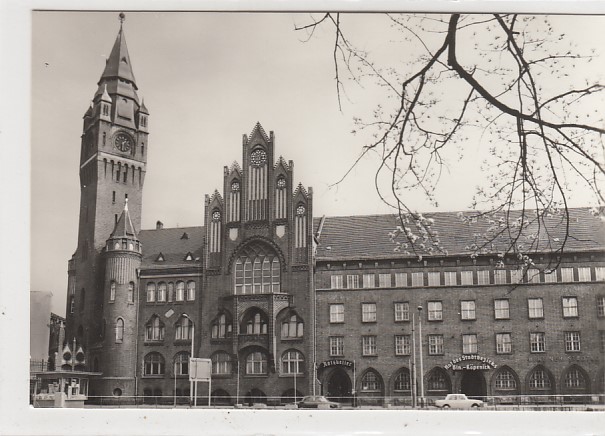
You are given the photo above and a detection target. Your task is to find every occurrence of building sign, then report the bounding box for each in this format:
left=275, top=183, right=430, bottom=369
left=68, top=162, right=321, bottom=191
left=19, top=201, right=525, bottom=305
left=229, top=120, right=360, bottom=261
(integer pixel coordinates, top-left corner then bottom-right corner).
left=318, top=359, right=354, bottom=369
left=189, top=358, right=212, bottom=381
left=444, top=355, right=497, bottom=371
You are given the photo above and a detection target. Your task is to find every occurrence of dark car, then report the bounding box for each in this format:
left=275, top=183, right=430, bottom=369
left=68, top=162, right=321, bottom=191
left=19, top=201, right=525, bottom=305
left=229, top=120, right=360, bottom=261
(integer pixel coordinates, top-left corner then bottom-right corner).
left=297, top=395, right=341, bottom=409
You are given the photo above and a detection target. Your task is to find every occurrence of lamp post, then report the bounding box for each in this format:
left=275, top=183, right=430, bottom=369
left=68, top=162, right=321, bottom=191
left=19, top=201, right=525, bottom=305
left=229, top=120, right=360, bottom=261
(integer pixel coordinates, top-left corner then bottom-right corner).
left=411, top=312, right=417, bottom=408
left=182, top=314, right=195, bottom=406
left=417, top=305, right=424, bottom=408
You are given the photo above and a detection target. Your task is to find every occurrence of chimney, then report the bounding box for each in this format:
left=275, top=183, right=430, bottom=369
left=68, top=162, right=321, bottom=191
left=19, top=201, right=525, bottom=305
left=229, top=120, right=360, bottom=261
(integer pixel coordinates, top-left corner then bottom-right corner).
left=156, top=221, right=163, bottom=230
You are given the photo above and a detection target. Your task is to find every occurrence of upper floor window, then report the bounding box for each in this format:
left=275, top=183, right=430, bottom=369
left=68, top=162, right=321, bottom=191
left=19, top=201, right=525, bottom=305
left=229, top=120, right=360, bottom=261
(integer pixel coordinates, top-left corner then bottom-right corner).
left=175, top=315, right=193, bottom=340
left=394, top=272, right=407, bottom=287
left=462, top=334, right=478, bottom=354
left=246, top=351, right=267, bottom=375
left=598, top=296, right=605, bottom=317
left=496, top=333, right=512, bottom=354
left=564, top=331, right=581, bottom=352
left=562, top=297, right=578, bottom=318
left=243, top=311, right=268, bottom=335
left=378, top=273, right=391, bottom=288
left=281, top=350, right=304, bottom=375
left=362, top=274, right=374, bottom=288
left=577, top=267, right=591, bottom=282
left=281, top=314, right=304, bottom=338
left=186, top=281, right=196, bottom=301
left=428, top=301, right=443, bottom=321
left=330, top=304, right=344, bottom=323
left=460, top=271, right=473, bottom=285
left=347, top=275, right=359, bottom=289
left=362, top=336, right=377, bottom=356
left=427, top=272, right=440, bottom=287
left=530, top=332, right=545, bottom=353
left=109, top=281, right=116, bottom=301
left=329, top=336, right=344, bottom=356
left=411, top=272, right=424, bottom=287
left=330, top=275, right=344, bottom=289
left=543, top=270, right=557, bottom=283
left=362, top=303, right=377, bottom=322
left=145, top=315, right=164, bottom=341
left=127, top=282, right=134, bottom=303
left=115, top=318, right=124, bottom=343
left=428, top=334, right=444, bottom=355
left=157, top=282, right=167, bottom=302
left=494, top=299, right=510, bottom=319
left=234, top=243, right=281, bottom=294
left=527, top=268, right=541, bottom=284
left=460, top=300, right=476, bottom=320
left=477, top=270, right=489, bottom=285
left=146, top=283, right=156, bottom=302
left=211, top=313, right=232, bottom=339
left=144, top=352, right=165, bottom=376
left=510, top=269, right=523, bottom=284
left=560, top=267, right=574, bottom=282
left=175, top=281, right=185, bottom=301
left=395, top=335, right=411, bottom=355
left=595, top=267, right=605, bottom=281
left=444, top=271, right=457, bottom=286
left=394, top=302, right=410, bottom=321
left=528, top=298, right=544, bottom=319
left=494, top=270, right=507, bottom=285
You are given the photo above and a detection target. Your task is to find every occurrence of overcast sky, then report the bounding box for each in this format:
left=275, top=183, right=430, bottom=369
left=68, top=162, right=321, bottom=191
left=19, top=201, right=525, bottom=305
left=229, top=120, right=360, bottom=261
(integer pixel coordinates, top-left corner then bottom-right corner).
left=30, top=11, right=605, bottom=316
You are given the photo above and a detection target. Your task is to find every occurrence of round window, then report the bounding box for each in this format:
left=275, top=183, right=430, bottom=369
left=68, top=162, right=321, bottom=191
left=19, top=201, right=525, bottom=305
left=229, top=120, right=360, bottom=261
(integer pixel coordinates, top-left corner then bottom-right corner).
left=231, top=181, right=240, bottom=192
left=113, top=388, right=123, bottom=397
left=212, top=210, right=221, bottom=221
left=250, top=149, right=267, bottom=166
left=276, top=177, right=286, bottom=189
left=296, top=205, right=306, bottom=216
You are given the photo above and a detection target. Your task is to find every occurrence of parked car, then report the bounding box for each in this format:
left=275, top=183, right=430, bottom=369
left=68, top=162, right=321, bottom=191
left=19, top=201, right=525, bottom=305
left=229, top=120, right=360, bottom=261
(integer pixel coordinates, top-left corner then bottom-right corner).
left=297, top=395, right=341, bottom=409
left=434, top=394, right=484, bottom=409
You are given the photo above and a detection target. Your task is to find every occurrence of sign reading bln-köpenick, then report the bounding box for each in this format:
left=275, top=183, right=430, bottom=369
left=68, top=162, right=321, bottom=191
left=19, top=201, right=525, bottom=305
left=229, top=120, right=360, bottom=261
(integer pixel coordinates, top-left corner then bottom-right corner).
left=444, top=355, right=497, bottom=371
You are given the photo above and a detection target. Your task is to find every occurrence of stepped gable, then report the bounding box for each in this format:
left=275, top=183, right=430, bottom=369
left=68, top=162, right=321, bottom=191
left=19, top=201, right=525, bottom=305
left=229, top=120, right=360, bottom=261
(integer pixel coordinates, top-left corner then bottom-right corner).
left=139, top=226, right=204, bottom=268
left=314, top=208, right=605, bottom=261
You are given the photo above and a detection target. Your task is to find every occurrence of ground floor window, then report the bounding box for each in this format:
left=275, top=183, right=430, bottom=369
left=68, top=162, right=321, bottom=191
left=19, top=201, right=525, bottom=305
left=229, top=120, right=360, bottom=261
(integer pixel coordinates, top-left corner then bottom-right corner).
left=361, top=371, right=381, bottom=392
left=393, top=370, right=411, bottom=391
left=495, top=369, right=517, bottom=389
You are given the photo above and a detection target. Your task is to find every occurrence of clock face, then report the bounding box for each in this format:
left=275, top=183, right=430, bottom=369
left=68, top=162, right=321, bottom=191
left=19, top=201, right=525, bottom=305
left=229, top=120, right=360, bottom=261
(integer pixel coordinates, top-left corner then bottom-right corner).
left=250, top=149, right=267, bottom=167
left=276, top=178, right=286, bottom=189
left=114, top=132, right=133, bottom=152
left=212, top=210, right=221, bottom=221
left=296, top=205, right=306, bottom=216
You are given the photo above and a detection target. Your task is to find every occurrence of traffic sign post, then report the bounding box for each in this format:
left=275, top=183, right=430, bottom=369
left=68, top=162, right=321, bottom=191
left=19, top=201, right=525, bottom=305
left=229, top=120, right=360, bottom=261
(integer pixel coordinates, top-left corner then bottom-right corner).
left=189, top=358, right=212, bottom=406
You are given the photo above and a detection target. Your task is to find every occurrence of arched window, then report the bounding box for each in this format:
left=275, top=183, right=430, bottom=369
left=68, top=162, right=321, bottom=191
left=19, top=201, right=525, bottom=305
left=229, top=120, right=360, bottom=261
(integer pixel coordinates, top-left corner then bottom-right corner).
left=186, top=281, right=196, bottom=301
left=175, top=281, right=185, bottom=301
left=393, top=370, right=411, bottom=392
left=246, top=351, right=267, bottom=375
left=157, top=282, right=167, bottom=302
left=427, top=368, right=450, bottom=393
left=528, top=367, right=552, bottom=390
left=211, top=313, right=232, bottom=339
left=564, top=367, right=587, bottom=389
left=361, top=370, right=381, bottom=392
left=109, top=281, right=116, bottom=301
left=115, top=318, right=124, bottom=343
left=145, top=315, right=164, bottom=341
left=495, top=369, right=517, bottom=390
left=174, top=351, right=190, bottom=376
left=233, top=243, right=281, bottom=294
left=211, top=352, right=232, bottom=375
left=144, top=352, right=165, bottom=375
left=281, top=314, right=304, bottom=338
left=146, top=283, right=156, bottom=302
left=243, top=311, right=268, bottom=335
left=281, top=350, right=304, bottom=375
left=175, top=315, right=193, bottom=340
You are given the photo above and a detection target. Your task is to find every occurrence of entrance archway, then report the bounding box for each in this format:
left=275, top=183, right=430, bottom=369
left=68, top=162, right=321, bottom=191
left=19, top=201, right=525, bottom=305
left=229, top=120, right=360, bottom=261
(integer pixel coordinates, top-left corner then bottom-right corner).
left=326, top=368, right=352, bottom=403
left=461, top=371, right=486, bottom=398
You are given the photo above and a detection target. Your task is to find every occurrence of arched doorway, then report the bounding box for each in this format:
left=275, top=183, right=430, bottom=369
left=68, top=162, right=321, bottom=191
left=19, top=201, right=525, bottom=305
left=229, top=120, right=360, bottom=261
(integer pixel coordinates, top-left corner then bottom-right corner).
left=244, top=388, right=266, bottom=405
left=326, top=368, right=352, bottom=403
left=460, top=371, right=486, bottom=398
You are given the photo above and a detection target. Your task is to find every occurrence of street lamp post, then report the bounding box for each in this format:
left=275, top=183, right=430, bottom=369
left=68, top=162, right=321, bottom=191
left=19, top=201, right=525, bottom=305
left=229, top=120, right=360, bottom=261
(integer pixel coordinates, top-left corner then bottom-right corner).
left=417, top=305, right=424, bottom=408
left=182, top=314, right=195, bottom=406
left=411, top=312, right=417, bottom=408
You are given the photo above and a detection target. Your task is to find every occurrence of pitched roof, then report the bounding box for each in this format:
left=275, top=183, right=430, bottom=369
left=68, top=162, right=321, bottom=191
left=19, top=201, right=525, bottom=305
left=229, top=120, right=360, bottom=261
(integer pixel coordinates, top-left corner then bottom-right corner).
left=99, top=26, right=137, bottom=87
left=314, top=208, right=605, bottom=261
left=138, top=226, right=204, bottom=269
left=110, top=201, right=137, bottom=239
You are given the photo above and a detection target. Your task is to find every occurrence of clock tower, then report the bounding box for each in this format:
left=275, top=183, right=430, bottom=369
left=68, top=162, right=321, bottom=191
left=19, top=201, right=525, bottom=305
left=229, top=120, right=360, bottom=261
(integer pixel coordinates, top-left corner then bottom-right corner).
left=65, top=13, right=148, bottom=377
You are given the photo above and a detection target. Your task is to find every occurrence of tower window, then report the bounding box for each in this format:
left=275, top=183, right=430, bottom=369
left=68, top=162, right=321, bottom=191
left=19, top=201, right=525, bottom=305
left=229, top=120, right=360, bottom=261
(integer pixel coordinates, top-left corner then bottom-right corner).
left=112, top=191, right=116, bottom=203
left=102, top=132, right=106, bottom=145
left=115, top=318, right=124, bottom=343
left=125, top=193, right=128, bottom=200
left=141, top=144, right=145, bottom=156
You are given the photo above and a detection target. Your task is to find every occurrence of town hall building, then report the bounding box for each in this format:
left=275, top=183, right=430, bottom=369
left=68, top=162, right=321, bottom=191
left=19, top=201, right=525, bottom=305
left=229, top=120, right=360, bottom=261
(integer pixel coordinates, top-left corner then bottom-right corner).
left=60, top=16, right=605, bottom=406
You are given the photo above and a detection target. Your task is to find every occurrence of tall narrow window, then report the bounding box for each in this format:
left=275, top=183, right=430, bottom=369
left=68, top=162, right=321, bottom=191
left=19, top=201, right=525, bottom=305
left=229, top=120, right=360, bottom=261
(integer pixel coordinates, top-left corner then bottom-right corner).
left=115, top=318, right=124, bottom=343
left=395, top=335, right=411, bottom=355
left=146, top=283, right=156, bottom=302
left=347, top=274, right=359, bottom=289
left=330, top=304, right=344, bottom=323
left=428, top=301, right=443, bottom=321
left=530, top=332, right=545, bottom=353
left=156, top=282, right=166, bottom=302
left=598, top=296, right=605, bottom=317
left=145, top=316, right=164, bottom=341
left=528, top=298, right=544, bottom=318
left=362, top=336, right=377, bottom=356
left=175, top=316, right=193, bottom=340
left=394, top=302, right=410, bottom=321
left=494, top=299, right=510, bottom=319
left=460, top=301, right=476, bottom=320
left=362, top=303, right=377, bottom=322
left=281, top=350, right=304, bottom=375
left=127, top=282, right=134, bottom=303
left=329, top=336, right=344, bottom=356
left=187, top=281, right=196, bottom=301
left=109, top=281, right=116, bottom=301
left=496, top=333, right=512, bottom=354
left=174, top=352, right=190, bottom=376
left=428, top=335, right=444, bottom=355
left=562, top=297, right=578, bottom=318
left=462, top=334, right=478, bottom=354
left=233, top=243, right=281, bottom=294
left=175, top=281, right=185, bottom=301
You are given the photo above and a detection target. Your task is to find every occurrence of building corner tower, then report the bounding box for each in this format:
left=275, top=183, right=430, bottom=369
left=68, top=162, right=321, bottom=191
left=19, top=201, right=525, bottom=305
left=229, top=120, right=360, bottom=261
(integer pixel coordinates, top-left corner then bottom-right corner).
left=64, top=13, right=148, bottom=397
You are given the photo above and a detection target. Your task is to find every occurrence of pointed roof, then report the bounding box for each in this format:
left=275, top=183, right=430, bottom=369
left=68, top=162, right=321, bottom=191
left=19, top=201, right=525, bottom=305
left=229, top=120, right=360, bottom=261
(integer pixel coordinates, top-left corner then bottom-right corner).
left=100, top=84, right=112, bottom=103
left=110, top=199, right=138, bottom=239
left=139, top=98, right=149, bottom=114
left=99, top=18, right=137, bottom=88
left=248, top=122, right=270, bottom=143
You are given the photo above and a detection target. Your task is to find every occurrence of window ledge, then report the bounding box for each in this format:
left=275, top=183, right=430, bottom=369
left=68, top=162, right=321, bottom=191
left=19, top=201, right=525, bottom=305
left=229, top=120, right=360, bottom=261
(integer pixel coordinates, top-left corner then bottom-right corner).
left=144, top=341, right=165, bottom=346
left=142, top=375, right=165, bottom=379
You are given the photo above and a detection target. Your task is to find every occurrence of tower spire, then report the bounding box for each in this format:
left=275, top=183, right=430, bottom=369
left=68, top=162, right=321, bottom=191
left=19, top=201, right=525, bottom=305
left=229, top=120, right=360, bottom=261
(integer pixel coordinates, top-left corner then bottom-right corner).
left=97, top=13, right=137, bottom=90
